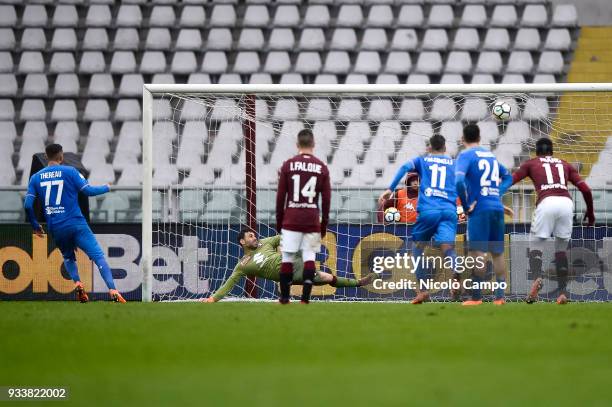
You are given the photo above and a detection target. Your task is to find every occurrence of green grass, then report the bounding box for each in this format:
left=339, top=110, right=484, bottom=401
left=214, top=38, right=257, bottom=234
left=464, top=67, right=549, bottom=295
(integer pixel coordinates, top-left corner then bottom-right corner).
left=1, top=302, right=612, bottom=406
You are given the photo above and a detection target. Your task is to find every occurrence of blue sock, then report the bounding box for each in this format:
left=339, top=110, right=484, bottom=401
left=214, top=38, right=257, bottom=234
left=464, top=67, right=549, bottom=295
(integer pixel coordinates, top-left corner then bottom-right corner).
left=94, top=257, right=116, bottom=290
left=495, top=277, right=506, bottom=300
left=413, top=246, right=426, bottom=283
left=471, top=274, right=483, bottom=300
left=443, top=248, right=457, bottom=275
left=63, top=258, right=81, bottom=283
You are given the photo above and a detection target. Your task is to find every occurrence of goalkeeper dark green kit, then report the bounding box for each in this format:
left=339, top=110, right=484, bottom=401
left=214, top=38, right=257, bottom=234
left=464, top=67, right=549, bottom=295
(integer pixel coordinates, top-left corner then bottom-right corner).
left=212, top=235, right=359, bottom=301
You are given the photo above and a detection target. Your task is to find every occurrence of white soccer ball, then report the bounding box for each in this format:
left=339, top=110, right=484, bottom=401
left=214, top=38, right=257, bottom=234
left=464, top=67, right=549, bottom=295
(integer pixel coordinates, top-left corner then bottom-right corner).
left=492, top=101, right=512, bottom=121
left=384, top=207, right=401, bottom=223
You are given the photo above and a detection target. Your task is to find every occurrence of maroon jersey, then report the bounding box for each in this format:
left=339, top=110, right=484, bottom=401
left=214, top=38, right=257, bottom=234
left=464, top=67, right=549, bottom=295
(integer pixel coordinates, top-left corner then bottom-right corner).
left=276, top=153, right=331, bottom=233
left=512, top=156, right=585, bottom=205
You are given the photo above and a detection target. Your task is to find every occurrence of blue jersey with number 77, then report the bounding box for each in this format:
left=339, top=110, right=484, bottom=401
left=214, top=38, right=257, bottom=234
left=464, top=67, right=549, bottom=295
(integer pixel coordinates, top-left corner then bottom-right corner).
left=25, top=165, right=109, bottom=231
left=455, top=146, right=512, bottom=215
left=389, top=155, right=457, bottom=212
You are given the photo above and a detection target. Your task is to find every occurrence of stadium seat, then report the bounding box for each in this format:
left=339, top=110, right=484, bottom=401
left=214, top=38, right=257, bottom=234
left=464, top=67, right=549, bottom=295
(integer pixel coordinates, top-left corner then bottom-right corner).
left=54, top=132, right=77, bottom=153
left=533, top=74, right=557, bottom=83
left=440, top=121, right=462, bottom=156
left=19, top=52, right=44, bottom=73
left=430, top=97, right=457, bottom=121
left=445, top=51, right=472, bottom=74
left=538, top=51, right=564, bottom=73
left=323, top=51, right=350, bottom=74
left=475, top=52, right=502, bottom=74
left=145, top=28, right=171, bottom=50
left=507, top=51, right=534, bottom=74
left=188, top=73, right=211, bottom=84
left=110, top=51, right=137, bottom=73
left=299, top=28, right=325, bottom=51
left=115, top=99, right=141, bottom=121
left=367, top=5, right=393, bottom=27
left=210, top=5, right=236, bottom=26
left=22, top=74, right=48, bottom=97
left=217, top=73, right=241, bottom=84
left=116, top=5, right=142, bottom=27
left=0, top=6, right=17, bottom=27
left=453, top=28, right=479, bottom=51
left=180, top=6, right=206, bottom=27
left=273, top=99, right=299, bottom=121
left=522, top=4, right=547, bottom=27
left=0, top=74, right=17, bottom=96
left=113, top=28, right=139, bottom=50
left=233, top=52, right=260, bottom=74
left=397, top=5, right=423, bottom=27
left=545, top=29, right=571, bottom=50
left=408, top=73, right=430, bottom=83
left=552, top=4, right=577, bottom=27
left=523, top=98, right=550, bottom=121
left=54, top=121, right=79, bottom=142
left=514, top=28, right=540, bottom=50
left=337, top=99, right=363, bottom=121
left=87, top=73, right=113, bottom=98
left=0, top=100, right=14, bottom=121
left=52, top=5, right=78, bottom=27
left=268, top=29, right=294, bottom=50
left=460, top=5, right=486, bottom=27
left=0, top=52, right=12, bottom=73
left=79, top=52, right=105, bottom=74
left=314, top=74, right=338, bottom=84
left=471, top=74, right=495, bottom=84
left=389, top=29, right=417, bottom=51
left=50, top=100, right=77, bottom=121
left=243, top=5, right=269, bottom=27
left=491, top=5, right=517, bottom=27
left=354, top=51, right=381, bottom=74
left=21, top=121, right=48, bottom=142
left=398, top=99, right=425, bottom=121
left=152, top=73, right=175, bottom=85
left=483, top=29, right=510, bottom=51
left=84, top=100, right=110, bottom=121
left=170, top=52, right=196, bottom=74
left=86, top=5, right=112, bottom=27
left=441, top=73, right=465, bottom=84
left=249, top=73, right=272, bottom=84
left=461, top=97, right=488, bottom=121
left=295, top=52, right=322, bottom=74
left=20, top=99, right=46, bottom=121
left=0, top=29, right=15, bottom=50
left=422, top=29, right=448, bottom=50
left=18, top=138, right=46, bottom=171
left=428, top=5, right=453, bottom=27
left=180, top=100, right=207, bottom=121
left=206, top=29, right=232, bottom=50
left=21, top=28, right=46, bottom=50
left=150, top=6, right=175, bottom=26
left=22, top=5, right=47, bottom=27
left=237, top=29, right=264, bottom=50
left=118, top=121, right=141, bottom=142
left=117, top=74, right=143, bottom=97
left=331, top=29, right=358, bottom=50
left=304, top=5, right=330, bottom=27
left=210, top=98, right=240, bottom=121
left=88, top=121, right=114, bottom=143
left=502, top=74, right=525, bottom=84
left=344, top=74, right=366, bottom=85
left=337, top=5, right=363, bottom=27
left=376, top=74, right=400, bottom=84
left=416, top=52, right=442, bottom=74
left=404, top=121, right=431, bottom=155
left=51, top=28, right=77, bottom=51
left=201, top=51, right=228, bottom=74
left=273, top=5, right=299, bottom=27
left=368, top=100, right=394, bottom=121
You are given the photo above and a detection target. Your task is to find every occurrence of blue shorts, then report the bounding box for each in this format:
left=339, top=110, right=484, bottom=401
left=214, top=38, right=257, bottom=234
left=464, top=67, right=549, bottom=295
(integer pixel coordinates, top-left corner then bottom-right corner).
left=467, top=210, right=505, bottom=254
left=412, top=209, right=457, bottom=244
left=50, top=224, right=105, bottom=262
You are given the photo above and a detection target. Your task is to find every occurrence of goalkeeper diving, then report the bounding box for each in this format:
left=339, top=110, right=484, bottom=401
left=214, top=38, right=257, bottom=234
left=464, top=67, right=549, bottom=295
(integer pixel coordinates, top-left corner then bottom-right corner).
left=203, top=229, right=376, bottom=302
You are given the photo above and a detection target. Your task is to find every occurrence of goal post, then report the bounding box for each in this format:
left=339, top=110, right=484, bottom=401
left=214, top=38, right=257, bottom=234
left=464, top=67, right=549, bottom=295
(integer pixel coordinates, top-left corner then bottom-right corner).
left=141, top=83, right=612, bottom=303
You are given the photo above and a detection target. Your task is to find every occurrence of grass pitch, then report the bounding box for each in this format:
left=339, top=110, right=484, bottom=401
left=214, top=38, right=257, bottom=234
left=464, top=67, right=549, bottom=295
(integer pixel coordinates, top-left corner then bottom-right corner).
left=1, top=302, right=611, bottom=406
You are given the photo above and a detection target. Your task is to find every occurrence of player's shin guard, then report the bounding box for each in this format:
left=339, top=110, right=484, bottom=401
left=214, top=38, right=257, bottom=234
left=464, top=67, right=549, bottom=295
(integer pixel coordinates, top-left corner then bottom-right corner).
left=301, top=261, right=315, bottom=304
left=279, top=262, right=293, bottom=304
left=470, top=274, right=483, bottom=300
left=93, top=257, right=116, bottom=290
left=528, top=249, right=543, bottom=280
left=555, top=251, right=569, bottom=294
left=495, top=277, right=506, bottom=300
left=63, top=258, right=81, bottom=283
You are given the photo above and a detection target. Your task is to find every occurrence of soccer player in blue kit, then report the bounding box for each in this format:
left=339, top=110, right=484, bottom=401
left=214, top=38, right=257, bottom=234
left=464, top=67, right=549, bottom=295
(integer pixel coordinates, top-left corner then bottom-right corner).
left=23, top=144, right=126, bottom=303
left=379, top=134, right=460, bottom=304
left=455, top=124, right=512, bottom=306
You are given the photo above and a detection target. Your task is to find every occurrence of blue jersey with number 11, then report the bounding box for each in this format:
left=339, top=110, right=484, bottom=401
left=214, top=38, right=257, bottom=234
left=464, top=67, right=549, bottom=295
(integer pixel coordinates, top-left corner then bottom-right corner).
left=389, top=155, right=457, bottom=212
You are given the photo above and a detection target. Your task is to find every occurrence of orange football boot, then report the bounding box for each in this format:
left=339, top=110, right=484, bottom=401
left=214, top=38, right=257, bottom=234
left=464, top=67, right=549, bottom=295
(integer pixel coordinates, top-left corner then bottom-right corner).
left=556, top=293, right=568, bottom=304
left=526, top=277, right=543, bottom=304
left=493, top=298, right=506, bottom=306
left=110, top=290, right=127, bottom=303
left=75, top=282, right=88, bottom=303
left=462, top=300, right=483, bottom=306
left=411, top=292, right=430, bottom=304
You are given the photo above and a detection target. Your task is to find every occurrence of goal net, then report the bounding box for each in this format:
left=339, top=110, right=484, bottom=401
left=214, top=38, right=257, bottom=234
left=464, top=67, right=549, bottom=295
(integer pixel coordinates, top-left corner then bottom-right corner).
left=142, top=84, right=612, bottom=302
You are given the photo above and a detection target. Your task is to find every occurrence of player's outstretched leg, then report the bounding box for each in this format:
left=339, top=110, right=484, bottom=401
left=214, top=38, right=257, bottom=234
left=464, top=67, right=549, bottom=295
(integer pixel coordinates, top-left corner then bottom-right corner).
left=554, top=238, right=570, bottom=304
left=76, top=226, right=126, bottom=303
left=321, top=272, right=376, bottom=288
left=63, top=256, right=88, bottom=303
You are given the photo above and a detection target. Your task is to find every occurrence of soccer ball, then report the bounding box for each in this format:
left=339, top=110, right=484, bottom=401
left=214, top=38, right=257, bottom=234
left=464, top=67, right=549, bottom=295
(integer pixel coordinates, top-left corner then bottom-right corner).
left=384, top=207, right=401, bottom=223
left=492, top=101, right=511, bottom=121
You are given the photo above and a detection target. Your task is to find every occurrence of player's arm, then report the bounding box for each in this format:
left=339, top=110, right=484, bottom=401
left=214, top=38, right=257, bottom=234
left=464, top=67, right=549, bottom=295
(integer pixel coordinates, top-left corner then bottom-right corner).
left=568, top=165, right=595, bottom=226
left=378, top=159, right=415, bottom=205
left=261, top=235, right=281, bottom=249
left=498, top=163, right=513, bottom=195
left=275, top=164, right=288, bottom=233
left=207, top=265, right=247, bottom=302
left=320, top=166, right=331, bottom=237
left=23, top=179, right=43, bottom=236
left=71, top=167, right=110, bottom=197
left=511, top=161, right=529, bottom=185
left=454, top=154, right=470, bottom=214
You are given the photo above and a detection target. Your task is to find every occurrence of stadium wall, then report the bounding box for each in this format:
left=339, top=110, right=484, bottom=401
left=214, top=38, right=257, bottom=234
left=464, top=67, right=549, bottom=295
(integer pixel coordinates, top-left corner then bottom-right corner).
left=1, top=224, right=611, bottom=301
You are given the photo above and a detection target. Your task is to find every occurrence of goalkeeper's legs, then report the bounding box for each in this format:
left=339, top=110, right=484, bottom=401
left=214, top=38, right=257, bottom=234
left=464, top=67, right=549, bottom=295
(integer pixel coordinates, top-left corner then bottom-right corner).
left=313, top=271, right=376, bottom=287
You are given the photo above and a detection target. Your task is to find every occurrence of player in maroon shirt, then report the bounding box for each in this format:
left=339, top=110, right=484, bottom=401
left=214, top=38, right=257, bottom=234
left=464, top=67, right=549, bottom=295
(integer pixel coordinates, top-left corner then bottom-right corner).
left=512, top=138, right=595, bottom=304
left=275, top=129, right=331, bottom=304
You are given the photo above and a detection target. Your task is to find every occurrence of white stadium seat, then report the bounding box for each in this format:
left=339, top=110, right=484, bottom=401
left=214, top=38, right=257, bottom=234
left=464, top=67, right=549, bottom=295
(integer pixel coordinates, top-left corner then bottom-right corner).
left=514, top=28, right=540, bottom=50
left=453, top=28, right=479, bottom=51
left=430, top=97, right=457, bottom=121
left=397, top=5, right=423, bottom=27
left=390, top=29, right=418, bottom=51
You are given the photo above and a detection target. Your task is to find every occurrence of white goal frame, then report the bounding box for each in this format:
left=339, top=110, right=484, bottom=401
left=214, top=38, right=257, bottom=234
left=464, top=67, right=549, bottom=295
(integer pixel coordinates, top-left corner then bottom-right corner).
left=141, top=83, right=612, bottom=302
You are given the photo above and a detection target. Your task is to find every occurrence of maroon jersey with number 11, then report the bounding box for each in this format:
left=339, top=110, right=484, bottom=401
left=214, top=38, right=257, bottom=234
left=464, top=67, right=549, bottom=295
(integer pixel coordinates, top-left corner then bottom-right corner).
left=276, top=153, right=331, bottom=233
left=512, top=156, right=585, bottom=205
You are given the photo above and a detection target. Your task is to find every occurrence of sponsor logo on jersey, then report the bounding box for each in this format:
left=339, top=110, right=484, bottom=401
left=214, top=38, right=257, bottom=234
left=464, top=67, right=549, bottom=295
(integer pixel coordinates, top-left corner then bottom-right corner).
left=45, top=206, right=65, bottom=215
